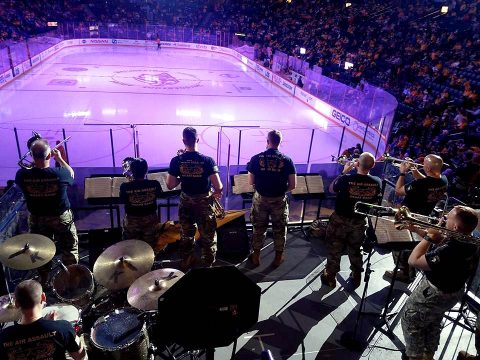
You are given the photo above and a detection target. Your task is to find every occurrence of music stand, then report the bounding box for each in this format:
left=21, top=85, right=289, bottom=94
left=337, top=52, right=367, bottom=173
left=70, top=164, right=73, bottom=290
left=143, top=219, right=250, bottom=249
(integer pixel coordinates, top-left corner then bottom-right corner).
left=340, top=214, right=417, bottom=349
left=156, top=266, right=261, bottom=360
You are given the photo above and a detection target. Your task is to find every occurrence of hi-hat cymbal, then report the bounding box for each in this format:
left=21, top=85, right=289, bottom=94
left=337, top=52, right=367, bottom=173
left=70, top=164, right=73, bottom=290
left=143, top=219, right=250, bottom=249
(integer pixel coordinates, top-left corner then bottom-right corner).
left=0, top=234, right=56, bottom=270
left=127, top=268, right=184, bottom=310
left=93, top=240, right=154, bottom=290
left=0, top=294, right=21, bottom=323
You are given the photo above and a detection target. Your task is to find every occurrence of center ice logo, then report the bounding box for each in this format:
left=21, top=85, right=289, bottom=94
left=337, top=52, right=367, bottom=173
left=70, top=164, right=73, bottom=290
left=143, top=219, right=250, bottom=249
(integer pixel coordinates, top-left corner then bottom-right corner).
left=111, top=69, right=201, bottom=90
left=135, top=72, right=179, bottom=86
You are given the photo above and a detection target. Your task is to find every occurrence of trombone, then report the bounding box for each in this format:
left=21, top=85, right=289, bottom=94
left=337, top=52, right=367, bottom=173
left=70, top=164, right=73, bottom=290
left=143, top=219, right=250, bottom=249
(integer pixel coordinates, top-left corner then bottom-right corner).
left=354, top=202, right=480, bottom=246
left=18, top=136, right=72, bottom=170
left=331, top=154, right=356, bottom=166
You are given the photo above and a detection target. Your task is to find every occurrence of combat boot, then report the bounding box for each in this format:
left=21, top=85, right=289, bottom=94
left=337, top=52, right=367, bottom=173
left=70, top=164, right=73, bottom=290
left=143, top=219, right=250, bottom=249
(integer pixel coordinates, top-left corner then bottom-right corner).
left=349, top=272, right=362, bottom=289
left=271, top=251, right=284, bottom=268
left=458, top=351, right=480, bottom=360
left=320, top=269, right=336, bottom=288
left=250, top=249, right=261, bottom=267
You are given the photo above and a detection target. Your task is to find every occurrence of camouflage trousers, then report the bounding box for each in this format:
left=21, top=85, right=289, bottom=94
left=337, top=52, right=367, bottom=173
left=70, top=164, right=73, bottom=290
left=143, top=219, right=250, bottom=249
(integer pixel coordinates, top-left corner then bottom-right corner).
left=29, top=209, right=79, bottom=266
left=250, top=192, right=289, bottom=252
left=325, top=212, right=367, bottom=275
left=178, top=192, right=217, bottom=261
left=401, top=277, right=464, bottom=358
left=123, top=213, right=159, bottom=248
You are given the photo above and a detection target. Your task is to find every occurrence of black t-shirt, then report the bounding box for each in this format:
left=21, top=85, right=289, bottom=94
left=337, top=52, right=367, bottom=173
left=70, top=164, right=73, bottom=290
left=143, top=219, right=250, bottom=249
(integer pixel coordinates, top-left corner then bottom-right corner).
left=333, top=173, right=382, bottom=217
left=425, top=239, right=478, bottom=293
left=120, top=179, right=162, bottom=216
left=15, top=167, right=74, bottom=216
left=247, top=149, right=296, bottom=197
left=403, top=176, right=448, bottom=215
left=168, top=151, right=218, bottom=195
left=0, top=319, right=80, bottom=360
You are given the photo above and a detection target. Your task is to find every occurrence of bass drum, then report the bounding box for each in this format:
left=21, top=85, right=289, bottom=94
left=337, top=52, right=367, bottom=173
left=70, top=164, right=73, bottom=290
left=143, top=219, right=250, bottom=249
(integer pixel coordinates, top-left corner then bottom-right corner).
left=90, top=308, right=149, bottom=360
left=52, top=264, right=95, bottom=308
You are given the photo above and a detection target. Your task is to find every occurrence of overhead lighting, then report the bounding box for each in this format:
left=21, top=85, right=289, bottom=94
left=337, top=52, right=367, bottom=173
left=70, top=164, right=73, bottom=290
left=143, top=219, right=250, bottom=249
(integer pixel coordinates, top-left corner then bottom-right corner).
left=299, top=47, right=306, bottom=55
left=286, top=0, right=292, bottom=3
left=47, top=22, right=58, bottom=27
left=234, top=33, right=246, bottom=37
left=345, top=2, right=352, bottom=8
left=440, top=6, right=448, bottom=14
left=344, top=61, right=354, bottom=70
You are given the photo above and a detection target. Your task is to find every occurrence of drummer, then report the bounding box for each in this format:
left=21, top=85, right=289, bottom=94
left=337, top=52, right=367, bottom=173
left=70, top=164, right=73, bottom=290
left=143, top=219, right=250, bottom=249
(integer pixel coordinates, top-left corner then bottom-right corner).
left=0, top=280, right=86, bottom=360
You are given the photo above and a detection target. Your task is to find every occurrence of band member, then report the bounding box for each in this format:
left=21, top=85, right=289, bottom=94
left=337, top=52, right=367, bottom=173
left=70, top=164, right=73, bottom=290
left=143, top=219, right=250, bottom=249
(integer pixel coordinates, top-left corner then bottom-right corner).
left=15, top=139, right=78, bottom=286
left=0, top=280, right=86, bottom=360
left=166, top=127, right=223, bottom=270
left=321, top=152, right=382, bottom=289
left=247, top=130, right=296, bottom=268
left=119, top=157, right=162, bottom=248
left=401, top=206, right=479, bottom=360
left=384, top=154, right=448, bottom=283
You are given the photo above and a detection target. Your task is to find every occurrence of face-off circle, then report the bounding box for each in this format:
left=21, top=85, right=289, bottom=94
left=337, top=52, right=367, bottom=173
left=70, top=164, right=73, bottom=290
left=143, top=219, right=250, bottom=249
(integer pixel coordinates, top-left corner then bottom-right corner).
left=111, top=69, right=201, bottom=90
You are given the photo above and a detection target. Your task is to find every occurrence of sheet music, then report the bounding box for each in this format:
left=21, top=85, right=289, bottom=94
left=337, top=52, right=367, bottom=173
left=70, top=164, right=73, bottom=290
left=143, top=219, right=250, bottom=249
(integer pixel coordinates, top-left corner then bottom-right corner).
left=112, top=177, right=129, bottom=198
left=375, top=218, right=413, bottom=244
left=84, top=177, right=113, bottom=199
left=147, top=172, right=181, bottom=192
left=291, top=176, right=308, bottom=195
left=232, top=174, right=254, bottom=194
left=306, top=175, right=324, bottom=194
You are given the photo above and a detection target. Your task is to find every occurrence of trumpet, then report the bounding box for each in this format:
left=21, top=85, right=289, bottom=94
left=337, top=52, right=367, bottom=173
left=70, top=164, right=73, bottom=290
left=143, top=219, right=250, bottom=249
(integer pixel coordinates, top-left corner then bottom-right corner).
left=211, top=191, right=225, bottom=219
left=380, top=153, right=425, bottom=170
left=331, top=155, right=355, bottom=165
left=354, top=202, right=480, bottom=245
left=18, top=135, right=72, bottom=170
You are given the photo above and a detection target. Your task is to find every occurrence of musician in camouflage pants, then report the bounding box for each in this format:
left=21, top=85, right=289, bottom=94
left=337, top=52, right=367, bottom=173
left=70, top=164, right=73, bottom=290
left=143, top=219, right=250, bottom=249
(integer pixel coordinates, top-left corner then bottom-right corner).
left=178, top=193, right=217, bottom=265
left=123, top=213, right=159, bottom=247
left=401, top=206, right=478, bottom=360
left=167, top=127, right=223, bottom=271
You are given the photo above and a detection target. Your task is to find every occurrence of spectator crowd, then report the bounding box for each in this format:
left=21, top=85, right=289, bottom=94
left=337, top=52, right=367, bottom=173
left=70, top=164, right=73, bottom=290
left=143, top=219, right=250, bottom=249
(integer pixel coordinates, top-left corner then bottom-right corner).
left=0, top=0, right=478, bottom=203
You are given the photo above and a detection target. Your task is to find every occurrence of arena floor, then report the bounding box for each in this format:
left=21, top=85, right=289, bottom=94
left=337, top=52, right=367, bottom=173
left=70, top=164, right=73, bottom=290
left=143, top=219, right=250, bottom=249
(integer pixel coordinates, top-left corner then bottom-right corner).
left=0, top=45, right=366, bottom=186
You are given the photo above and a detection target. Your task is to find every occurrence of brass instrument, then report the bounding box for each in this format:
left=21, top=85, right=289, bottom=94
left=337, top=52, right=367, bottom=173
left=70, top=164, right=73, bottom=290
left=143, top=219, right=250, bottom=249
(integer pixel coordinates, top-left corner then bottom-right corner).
left=18, top=135, right=72, bottom=170
left=380, top=153, right=425, bottom=170
left=354, top=202, right=480, bottom=245
left=177, top=149, right=186, bottom=156
left=331, top=155, right=355, bottom=166
left=211, top=192, right=225, bottom=219
left=122, top=157, right=135, bottom=180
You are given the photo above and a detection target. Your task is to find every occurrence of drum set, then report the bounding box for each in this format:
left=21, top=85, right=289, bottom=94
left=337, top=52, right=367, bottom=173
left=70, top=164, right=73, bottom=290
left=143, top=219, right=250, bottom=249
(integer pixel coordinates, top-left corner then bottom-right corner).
left=0, top=234, right=185, bottom=359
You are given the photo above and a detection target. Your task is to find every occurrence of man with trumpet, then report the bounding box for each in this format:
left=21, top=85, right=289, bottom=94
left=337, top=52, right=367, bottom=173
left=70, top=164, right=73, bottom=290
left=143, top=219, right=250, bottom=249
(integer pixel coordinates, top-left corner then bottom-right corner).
left=384, top=154, right=448, bottom=283
left=167, top=127, right=223, bottom=270
left=401, top=205, right=479, bottom=360
left=321, top=152, right=382, bottom=289
left=15, top=136, right=78, bottom=286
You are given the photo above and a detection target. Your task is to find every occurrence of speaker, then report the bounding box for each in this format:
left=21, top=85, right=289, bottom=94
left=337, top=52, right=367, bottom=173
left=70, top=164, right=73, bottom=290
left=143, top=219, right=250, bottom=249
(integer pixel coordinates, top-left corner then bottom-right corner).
left=87, top=227, right=122, bottom=269
left=156, top=265, right=261, bottom=349
left=216, top=215, right=250, bottom=261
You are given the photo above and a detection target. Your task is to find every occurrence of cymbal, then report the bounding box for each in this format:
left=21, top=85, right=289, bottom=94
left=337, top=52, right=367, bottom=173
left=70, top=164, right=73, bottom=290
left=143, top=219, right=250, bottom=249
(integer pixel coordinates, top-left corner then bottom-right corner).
left=0, top=294, right=21, bottom=323
left=0, top=234, right=56, bottom=270
left=93, top=240, right=154, bottom=290
left=127, top=268, right=184, bottom=310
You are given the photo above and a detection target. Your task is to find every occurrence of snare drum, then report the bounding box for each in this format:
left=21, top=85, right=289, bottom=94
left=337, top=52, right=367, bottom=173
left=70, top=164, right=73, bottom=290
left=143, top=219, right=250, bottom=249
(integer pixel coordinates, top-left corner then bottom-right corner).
left=52, top=264, right=95, bottom=307
left=42, top=303, right=80, bottom=326
left=90, top=308, right=149, bottom=360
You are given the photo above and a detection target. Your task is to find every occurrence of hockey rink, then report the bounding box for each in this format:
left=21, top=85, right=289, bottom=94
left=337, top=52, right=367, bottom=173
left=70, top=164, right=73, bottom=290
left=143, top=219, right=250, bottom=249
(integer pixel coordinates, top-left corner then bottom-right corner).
left=0, top=46, right=367, bottom=185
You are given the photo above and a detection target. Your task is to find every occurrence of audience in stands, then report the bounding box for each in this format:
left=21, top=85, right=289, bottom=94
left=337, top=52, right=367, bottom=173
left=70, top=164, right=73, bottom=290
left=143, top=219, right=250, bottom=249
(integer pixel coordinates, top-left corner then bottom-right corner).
left=0, top=0, right=479, bottom=202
